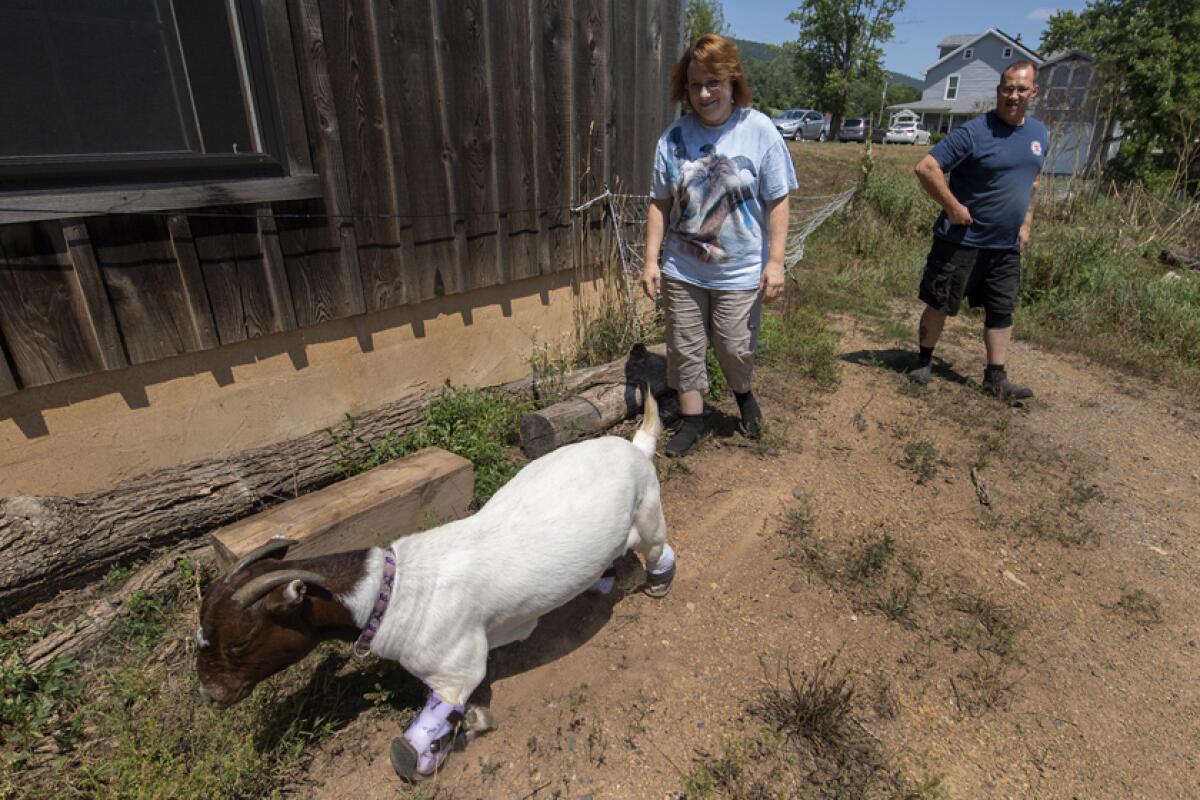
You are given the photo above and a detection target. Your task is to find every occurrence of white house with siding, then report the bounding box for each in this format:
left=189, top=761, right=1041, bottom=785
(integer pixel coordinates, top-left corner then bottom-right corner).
left=887, top=29, right=1042, bottom=132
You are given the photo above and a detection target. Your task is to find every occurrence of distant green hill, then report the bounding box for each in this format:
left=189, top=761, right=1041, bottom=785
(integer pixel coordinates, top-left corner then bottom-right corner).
left=886, top=71, right=923, bottom=91
left=731, top=37, right=784, bottom=63
left=732, top=36, right=923, bottom=92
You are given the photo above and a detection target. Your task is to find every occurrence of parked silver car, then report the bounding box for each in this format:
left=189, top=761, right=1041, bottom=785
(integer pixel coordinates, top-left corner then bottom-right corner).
left=884, top=121, right=932, bottom=145
left=772, top=108, right=828, bottom=141
left=838, top=118, right=870, bottom=142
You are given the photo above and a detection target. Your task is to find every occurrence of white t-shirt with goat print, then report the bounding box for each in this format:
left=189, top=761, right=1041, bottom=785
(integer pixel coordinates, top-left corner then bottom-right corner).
left=650, top=106, right=797, bottom=291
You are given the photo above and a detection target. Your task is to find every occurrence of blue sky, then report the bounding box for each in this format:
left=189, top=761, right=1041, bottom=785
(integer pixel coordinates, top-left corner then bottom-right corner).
left=721, top=0, right=1089, bottom=78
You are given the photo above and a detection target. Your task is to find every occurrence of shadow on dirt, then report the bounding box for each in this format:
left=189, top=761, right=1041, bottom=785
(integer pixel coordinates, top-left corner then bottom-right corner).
left=473, top=551, right=648, bottom=707
left=841, top=348, right=969, bottom=385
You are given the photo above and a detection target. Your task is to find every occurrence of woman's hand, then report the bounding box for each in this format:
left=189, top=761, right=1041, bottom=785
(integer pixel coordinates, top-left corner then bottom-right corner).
left=641, top=262, right=662, bottom=300
left=759, top=261, right=785, bottom=303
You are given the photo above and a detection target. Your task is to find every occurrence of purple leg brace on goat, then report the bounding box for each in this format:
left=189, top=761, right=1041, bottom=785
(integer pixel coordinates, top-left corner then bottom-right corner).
left=403, top=693, right=464, bottom=775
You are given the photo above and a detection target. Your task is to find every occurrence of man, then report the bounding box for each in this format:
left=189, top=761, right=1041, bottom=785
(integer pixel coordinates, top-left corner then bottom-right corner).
left=909, top=60, right=1047, bottom=400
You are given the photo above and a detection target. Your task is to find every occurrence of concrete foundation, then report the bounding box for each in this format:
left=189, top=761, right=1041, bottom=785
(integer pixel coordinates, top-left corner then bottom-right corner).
left=0, top=268, right=607, bottom=497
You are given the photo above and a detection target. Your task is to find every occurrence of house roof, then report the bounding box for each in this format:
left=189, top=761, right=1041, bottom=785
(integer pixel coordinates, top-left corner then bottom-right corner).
left=1040, top=49, right=1094, bottom=67
left=937, top=35, right=975, bottom=49
left=887, top=98, right=996, bottom=115
left=923, top=28, right=1042, bottom=75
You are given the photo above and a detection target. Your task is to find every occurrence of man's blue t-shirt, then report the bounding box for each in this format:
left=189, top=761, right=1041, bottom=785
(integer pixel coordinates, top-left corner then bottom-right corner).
left=650, top=107, right=798, bottom=290
left=929, top=111, right=1048, bottom=250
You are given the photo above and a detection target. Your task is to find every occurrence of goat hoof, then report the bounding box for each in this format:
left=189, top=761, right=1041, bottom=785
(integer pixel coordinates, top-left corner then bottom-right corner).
left=643, top=562, right=675, bottom=598
left=465, top=704, right=497, bottom=733
left=390, top=736, right=446, bottom=783
left=390, top=737, right=425, bottom=783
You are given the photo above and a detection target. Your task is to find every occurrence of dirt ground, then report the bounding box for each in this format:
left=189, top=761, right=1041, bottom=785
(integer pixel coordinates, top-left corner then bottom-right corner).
left=294, top=304, right=1200, bottom=799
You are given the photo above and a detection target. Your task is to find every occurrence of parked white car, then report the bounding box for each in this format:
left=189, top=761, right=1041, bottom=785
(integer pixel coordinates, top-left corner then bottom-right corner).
left=884, top=121, right=932, bottom=145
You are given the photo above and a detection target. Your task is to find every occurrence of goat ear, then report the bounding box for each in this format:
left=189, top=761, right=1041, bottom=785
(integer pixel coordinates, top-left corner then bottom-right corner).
left=260, top=579, right=308, bottom=616
left=280, top=579, right=307, bottom=607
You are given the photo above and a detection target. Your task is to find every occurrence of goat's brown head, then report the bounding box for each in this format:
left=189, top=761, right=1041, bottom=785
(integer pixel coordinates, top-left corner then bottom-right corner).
left=195, top=539, right=331, bottom=708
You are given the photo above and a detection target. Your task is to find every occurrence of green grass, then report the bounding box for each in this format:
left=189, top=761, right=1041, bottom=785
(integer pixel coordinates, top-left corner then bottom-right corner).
left=757, top=307, right=843, bottom=388
left=901, top=439, right=939, bottom=484
left=801, top=164, right=1200, bottom=389
left=1, top=554, right=431, bottom=800
left=0, top=635, right=83, bottom=766
left=330, top=387, right=529, bottom=507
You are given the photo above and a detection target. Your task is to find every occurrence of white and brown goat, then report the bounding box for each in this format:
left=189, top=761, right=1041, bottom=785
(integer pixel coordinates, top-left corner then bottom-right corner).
left=195, top=392, right=674, bottom=781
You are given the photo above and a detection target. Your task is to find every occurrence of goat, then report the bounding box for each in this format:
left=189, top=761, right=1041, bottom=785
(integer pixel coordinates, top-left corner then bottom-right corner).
left=195, top=391, right=673, bottom=781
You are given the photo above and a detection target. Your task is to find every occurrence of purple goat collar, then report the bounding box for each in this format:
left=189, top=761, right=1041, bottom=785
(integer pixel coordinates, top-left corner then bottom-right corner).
left=352, top=547, right=397, bottom=659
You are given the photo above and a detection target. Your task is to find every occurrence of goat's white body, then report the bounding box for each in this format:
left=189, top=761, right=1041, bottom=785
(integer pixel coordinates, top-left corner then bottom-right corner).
left=340, top=434, right=667, bottom=705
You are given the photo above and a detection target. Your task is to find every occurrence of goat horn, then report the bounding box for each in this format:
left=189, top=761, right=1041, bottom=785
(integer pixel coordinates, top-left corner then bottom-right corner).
left=223, top=538, right=298, bottom=583
left=232, top=570, right=331, bottom=609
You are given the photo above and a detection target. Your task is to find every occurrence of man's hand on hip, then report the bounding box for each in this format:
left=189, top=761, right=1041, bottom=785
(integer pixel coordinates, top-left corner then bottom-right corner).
left=947, top=202, right=973, bottom=227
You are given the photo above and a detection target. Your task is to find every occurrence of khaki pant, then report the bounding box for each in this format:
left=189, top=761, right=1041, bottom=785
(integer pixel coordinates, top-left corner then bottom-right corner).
left=662, top=277, right=762, bottom=395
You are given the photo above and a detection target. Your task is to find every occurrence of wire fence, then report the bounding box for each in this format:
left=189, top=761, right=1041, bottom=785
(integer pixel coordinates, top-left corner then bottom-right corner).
left=576, top=185, right=858, bottom=283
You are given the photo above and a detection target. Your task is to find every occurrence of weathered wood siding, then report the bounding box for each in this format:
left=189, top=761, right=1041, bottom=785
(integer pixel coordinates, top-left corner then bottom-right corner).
left=0, top=0, right=684, bottom=395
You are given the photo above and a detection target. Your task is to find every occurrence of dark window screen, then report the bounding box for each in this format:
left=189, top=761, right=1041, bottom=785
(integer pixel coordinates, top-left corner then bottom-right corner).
left=0, top=0, right=266, bottom=188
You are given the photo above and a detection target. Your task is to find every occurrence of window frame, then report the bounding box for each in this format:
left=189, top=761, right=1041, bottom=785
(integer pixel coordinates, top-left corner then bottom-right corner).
left=0, top=0, right=318, bottom=223
left=1002, top=46, right=1013, bottom=59
left=962, top=47, right=974, bottom=60
left=945, top=74, right=961, bottom=100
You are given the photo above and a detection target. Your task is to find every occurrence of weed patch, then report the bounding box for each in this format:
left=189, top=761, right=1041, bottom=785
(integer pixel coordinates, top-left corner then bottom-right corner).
left=850, top=534, right=895, bottom=582
left=952, top=596, right=1025, bottom=658
left=0, top=634, right=83, bottom=766
left=901, top=439, right=939, bottom=484
left=1115, top=589, right=1163, bottom=625
left=950, top=653, right=1023, bottom=717
left=330, top=387, right=529, bottom=506
left=758, top=308, right=842, bottom=389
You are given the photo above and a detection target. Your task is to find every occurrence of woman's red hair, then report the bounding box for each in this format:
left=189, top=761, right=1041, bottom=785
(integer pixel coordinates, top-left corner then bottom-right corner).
left=669, top=34, right=753, bottom=109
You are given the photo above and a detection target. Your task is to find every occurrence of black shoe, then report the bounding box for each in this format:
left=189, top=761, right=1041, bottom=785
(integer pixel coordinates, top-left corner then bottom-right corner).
left=734, top=390, right=763, bottom=439
left=982, top=369, right=1033, bottom=400
left=665, top=415, right=704, bottom=457
left=908, top=364, right=932, bottom=385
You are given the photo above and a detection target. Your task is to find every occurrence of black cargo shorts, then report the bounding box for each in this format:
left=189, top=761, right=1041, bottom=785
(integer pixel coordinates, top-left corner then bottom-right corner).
left=917, top=236, right=1021, bottom=326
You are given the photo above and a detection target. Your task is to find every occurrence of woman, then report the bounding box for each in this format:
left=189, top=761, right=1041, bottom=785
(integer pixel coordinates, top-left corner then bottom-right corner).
left=641, top=34, right=797, bottom=457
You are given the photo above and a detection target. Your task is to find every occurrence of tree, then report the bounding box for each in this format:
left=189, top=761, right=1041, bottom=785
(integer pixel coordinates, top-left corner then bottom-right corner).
left=787, top=0, right=905, bottom=137
left=743, top=42, right=809, bottom=113
left=1041, top=0, right=1200, bottom=189
left=686, top=0, right=727, bottom=45
left=845, top=75, right=919, bottom=120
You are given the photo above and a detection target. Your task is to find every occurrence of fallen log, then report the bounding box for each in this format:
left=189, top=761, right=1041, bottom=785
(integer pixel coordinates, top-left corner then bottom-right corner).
left=21, top=539, right=213, bottom=670
left=520, top=345, right=673, bottom=459
left=499, top=343, right=668, bottom=403
left=0, top=344, right=676, bottom=618
left=0, top=384, right=434, bottom=618
left=1161, top=246, right=1200, bottom=272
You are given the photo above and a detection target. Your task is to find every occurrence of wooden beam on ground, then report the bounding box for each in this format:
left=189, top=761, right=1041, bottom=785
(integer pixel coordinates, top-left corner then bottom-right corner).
left=210, top=447, right=474, bottom=569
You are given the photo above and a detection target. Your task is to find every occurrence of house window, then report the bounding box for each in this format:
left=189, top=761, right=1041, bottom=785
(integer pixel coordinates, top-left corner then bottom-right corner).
left=1003, top=46, right=1013, bottom=58
left=0, top=0, right=287, bottom=193
left=945, top=75, right=960, bottom=100
left=963, top=48, right=974, bottom=60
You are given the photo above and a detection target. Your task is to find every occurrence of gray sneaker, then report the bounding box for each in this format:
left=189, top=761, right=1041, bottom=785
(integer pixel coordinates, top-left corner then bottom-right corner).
left=982, top=369, right=1033, bottom=400
left=908, top=364, right=932, bottom=385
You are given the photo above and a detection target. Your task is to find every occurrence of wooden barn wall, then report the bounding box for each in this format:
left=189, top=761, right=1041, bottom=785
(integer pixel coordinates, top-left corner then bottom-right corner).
left=0, top=0, right=684, bottom=395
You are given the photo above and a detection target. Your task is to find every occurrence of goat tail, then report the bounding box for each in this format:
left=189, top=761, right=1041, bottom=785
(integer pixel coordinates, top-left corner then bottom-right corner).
left=632, top=384, right=662, bottom=460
